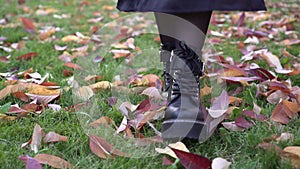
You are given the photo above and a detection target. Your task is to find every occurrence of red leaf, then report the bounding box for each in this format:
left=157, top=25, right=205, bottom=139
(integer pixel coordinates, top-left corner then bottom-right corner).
left=21, top=17, right=36, bottom=34
left=17, top=52, right=38, bottom=61
left=249, top=68, right=275, bottom=80
left=242, top=110, right=267, bottom=122
left=235, top=116, right=254, bottom=129
left=13, top=91, right=29, bottom=102
left=170, top=147, right=212, bottom=169
left=19, top=155, right=42, bottom=169
left=64, top=62, right=83, bottom=70
left=237, top=12, right=245, bottom=27
left=162, top=156, right=175, bottom=166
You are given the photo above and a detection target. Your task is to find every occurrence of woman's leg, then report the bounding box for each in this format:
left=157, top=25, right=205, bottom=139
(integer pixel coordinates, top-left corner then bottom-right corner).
left=154, top=12, right=212, bottom=141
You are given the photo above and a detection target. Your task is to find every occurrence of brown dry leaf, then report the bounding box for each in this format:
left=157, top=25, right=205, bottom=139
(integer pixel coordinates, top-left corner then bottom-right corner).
left=260, top=52, right=282, bottom=70
left=200, top=83, right=212, bottom=98
left=61, top=35, right=80, bottom=43
left=283, top=146, right=300, bottom=168
left=27, top=85, right=60, bottom=95
left=281, top=39, right=300, bottom=46
left=21, top=17, right=36, bottom=33
left=102, top=5, right=115, bottom=10
left=13, top=91, right=29, bottom=102
left=89, top=134, right=130, bottom=159
left=111, top=49, right=131, bottom=59
left=229, top=96, right=242, bottom=105
left=64, top=62, right=83, bottom=70
left=270, top=100, right=300, bottom=124
left=73, top=86, right=94, bottom=101
left=17, top=52, right=38, bottom=61
left=284, top=146, right=300, bottom=157
left=44, top=132, right=67, bottom=143
left=89, top=116, right=114, bottom=127
left=221, top=69, right=245, bottom=77
left=31, top=124, right=43, bottom=153
left=0, top=83, right=32, bottom=100
left=141, top=74, right=162, bottom=87
left=0, top=114, right=16, bottom=121
left=89, top=81, right=112, bottom=93
left=38, top=29, right=56, bottom=41
left=141, top=87, right=163, bottom=100
left=155, top=142, right=189, bottom=159
left=34, top=154, right=72, bottom=168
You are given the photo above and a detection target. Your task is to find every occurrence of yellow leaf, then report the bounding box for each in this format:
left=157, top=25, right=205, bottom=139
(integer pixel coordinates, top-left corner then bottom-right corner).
left=61, top=35, right=80, bottom=43
left=200, top=83, right=211, bottom=98
left=155, top=142, right=189, bottom=159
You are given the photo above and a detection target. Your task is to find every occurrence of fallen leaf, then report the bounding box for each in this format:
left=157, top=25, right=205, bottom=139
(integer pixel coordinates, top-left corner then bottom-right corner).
left=61, top=35, right=80, bottom=43
left=212, top=157, right=231, bottom=169
left=141, top=87, right=163, bottom=100
left=275, top=132, right=294, bottom=142
left=17, top=52, right=38, bottom=61
left=283, top=146, right=300, bottom=157
left=235, top=116, right=254, bottom=129
left=111, top=49, right=130, bottom=59
left=270, top=100, right=299, bottom=124
left=89, top=134, right=129, bottom=159
left=141, top=74, right=162, bottom=87
left=89, top=81, right=111, bottom=92
left=26, top=93, right=60, bottom=104
left=19, top=155, right=42, bottom=169
left=89, top=116, right=114, bottom=127
left=170, top=147, right=212, bottom=169
left=31, top=124, right=43, bottom=153
left=162, top=156, right=175, bottom=166
left=21, top=17, right=36, bottom=33
left=64, top=62, right=83, bottom=70
left=44, top=132, right=67, bottom=143
left=208, top=90, right=229, bottom=118
left=54, top=45, right=67, bottom=51
left=222, top=121, right=244, bottom=132
left=38, top=29, right=56, bottom=40
left=34, top=154, right=72, bottom=168
left=73, top=86, right=94, bottom=101
left=201, top=83, right=212, bottom=98
left=155, top=142, right=189, bottom=159
left=281, top=39, right=300, bottom=46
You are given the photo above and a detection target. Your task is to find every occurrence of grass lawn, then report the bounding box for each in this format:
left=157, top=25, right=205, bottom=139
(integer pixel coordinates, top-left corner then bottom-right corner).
left=0, top=0, right=299, bottom=168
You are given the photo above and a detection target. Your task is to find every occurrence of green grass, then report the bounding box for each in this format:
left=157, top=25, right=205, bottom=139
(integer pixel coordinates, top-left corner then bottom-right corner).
left=0, top=0, right=300, bottom=168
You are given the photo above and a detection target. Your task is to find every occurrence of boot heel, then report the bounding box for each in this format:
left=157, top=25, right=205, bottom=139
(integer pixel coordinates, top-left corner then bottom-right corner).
left=162, top=120, right=208, bottom=142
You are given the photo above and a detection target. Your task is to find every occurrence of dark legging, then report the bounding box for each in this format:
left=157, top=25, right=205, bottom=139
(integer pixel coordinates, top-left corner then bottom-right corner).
left=154, top=12, right=212, bottom=55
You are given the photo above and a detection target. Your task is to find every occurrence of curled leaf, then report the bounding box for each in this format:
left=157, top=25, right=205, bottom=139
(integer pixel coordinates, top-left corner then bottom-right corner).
left=34, top=154, right=72, bottom=168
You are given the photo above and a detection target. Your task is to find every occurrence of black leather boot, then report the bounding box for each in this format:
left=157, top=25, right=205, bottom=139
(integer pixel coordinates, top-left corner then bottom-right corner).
left=162, top=41, right=207, bottom=142
left=160, top=43, right=175, bottom=99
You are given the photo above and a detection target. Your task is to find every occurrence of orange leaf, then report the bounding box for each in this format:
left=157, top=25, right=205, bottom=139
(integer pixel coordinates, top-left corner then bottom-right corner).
left=44, top=132, right=67, bottom=143
left=64, top=62, right=83, bottom=70
left=89, top=116, right=113, bottom=127
left=21, top=17, right=36, bottom=33
left=34, top=154, right=72, bottom=168
left=270, top=100, right=300, bottom=124
left=17, top=52, right=38, bottom=61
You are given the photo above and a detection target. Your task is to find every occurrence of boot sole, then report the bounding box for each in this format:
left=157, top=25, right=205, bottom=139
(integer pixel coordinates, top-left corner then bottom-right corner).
left=162, top=119, right=209, bottom=142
